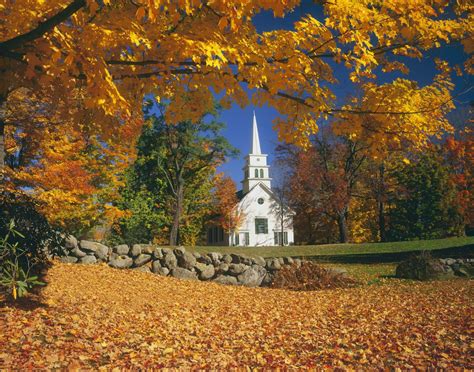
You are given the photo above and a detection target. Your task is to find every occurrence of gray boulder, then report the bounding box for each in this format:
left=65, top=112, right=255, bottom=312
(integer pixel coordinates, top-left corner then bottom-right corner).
left=262, top=272, right=274, bottom=287
left=70, top=247, right=87, bottom=258
left=284, top=257, right=294, bottom=265
left=174, top=246, right=186, bottom=255
left=109, top=255, right=133, bottom=269
left=175, top=249, right=197, bottom=270
left=241, top=256, right=254, bottom=266
left=151, top=260, right=169, bottom=276
left=395, top=254, right=455, bottom=280
left=195, top=263, right=215, bottom=280
left=80, top=240, right=109, bottom=260
left=237, top=265, right=267, bottom=287
left=131, top=244, right=142, bottom=257
left=113, top=244, right=129, bottom=255
left=222, top=254, right=233, bottom=264
left=213, top=275, right=238, bottom=285
left=140, top=245, right=155, bottom=255
left=192, top=252, right=201, bottom=259
left=65, top=235, right=78, bottom=250
left=133, top=265, right=151, bottom=273
left=216, top=263, right=229, bottom=274
left=208, top=252, right=222, bottom=265
left=252, top=256, right=266, bottom=267
left=228, top=263, right=247, bottom=276
left=134, top=253, right=152, bottom=267
left=266, top=258, right=281, bottom=271
left=152, top=247, right=164, bottom=260
left=171, top=267, right=197, bottom=280
left=197, top=255, right=212, bottom=265
left=278, top=257, right=285, bottom=265
left=80, top=255, right=97, bottom=265
left=162, top=250, right=178, bottom=269
left=60, top=256, right=78, bottom=264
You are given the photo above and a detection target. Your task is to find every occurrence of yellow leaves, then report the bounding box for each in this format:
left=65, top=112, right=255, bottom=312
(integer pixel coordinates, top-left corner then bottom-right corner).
left=1, top=262, right=472, bottom=369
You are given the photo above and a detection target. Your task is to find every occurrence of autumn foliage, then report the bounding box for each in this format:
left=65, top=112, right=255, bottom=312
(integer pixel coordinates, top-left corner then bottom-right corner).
left=213, top=174, right=245, bottom=236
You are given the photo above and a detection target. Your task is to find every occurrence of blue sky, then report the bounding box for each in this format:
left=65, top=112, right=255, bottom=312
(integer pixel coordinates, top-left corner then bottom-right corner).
left=216, top=1, right=473, bottom=186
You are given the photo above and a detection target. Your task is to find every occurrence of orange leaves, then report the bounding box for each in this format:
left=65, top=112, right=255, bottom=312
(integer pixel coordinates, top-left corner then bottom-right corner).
left=0, top=262, right=472, bottom=369
left=213, top=174, right=245, bottom=232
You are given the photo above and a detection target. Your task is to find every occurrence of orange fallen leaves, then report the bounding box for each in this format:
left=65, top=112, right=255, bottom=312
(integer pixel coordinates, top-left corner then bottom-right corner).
left=0, top=262, right=472, bottom=369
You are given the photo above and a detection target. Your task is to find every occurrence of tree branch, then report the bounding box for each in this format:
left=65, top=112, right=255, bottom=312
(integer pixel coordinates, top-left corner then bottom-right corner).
left=0, top=0, right=86, bottom=54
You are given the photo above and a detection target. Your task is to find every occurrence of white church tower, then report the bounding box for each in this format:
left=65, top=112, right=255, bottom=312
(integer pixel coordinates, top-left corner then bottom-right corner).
left=207, top=111, right=294, bottom=247
left=242, top=111, right=272, bottom=193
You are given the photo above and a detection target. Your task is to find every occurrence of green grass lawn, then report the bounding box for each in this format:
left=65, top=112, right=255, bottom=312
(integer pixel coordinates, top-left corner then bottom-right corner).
left=186, top=236, right=473, bottom=283
left=189, top=236, right=474, bottom=259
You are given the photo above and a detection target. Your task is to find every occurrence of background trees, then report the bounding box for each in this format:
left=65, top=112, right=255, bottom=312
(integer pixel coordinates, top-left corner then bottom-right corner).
left=212, top=175, right=245, bottom=246
left=387, top=151, right=464, bottom=241
left=112, top=102, right=237, bottom=246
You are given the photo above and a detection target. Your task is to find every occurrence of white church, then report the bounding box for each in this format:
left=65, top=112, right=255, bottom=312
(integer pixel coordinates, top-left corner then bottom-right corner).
left=207, top=112, right=294, bottom=246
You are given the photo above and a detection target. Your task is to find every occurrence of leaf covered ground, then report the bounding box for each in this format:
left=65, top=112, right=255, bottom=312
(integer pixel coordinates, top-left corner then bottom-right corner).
left=0, top=262, right=472, bottom=369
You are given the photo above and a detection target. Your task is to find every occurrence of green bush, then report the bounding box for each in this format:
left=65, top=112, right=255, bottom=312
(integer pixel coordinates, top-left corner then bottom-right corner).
left=0, top=220, right=45, bottom=299
left=0, top=191, right=65, bottom=299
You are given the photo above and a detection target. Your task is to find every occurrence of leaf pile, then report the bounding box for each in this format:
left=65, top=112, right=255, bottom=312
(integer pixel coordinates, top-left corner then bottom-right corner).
left=0, top=262, right=472, bottom=369
left=271, top=262, right=358, bottom=291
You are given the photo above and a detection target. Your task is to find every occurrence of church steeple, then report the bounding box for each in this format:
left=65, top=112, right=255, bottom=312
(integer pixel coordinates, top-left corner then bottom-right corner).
left=251, top=111, right=261, bottom=155
left=242, top=111, right=271, bottom=193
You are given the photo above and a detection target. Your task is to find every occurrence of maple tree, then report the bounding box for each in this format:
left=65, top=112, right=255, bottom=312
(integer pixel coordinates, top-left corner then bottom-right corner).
left=1, top=88, right=135, bottom=233
left=442, top=129, right=473, bottom=235
left=1, top=0, right=472, bottom=171
left=212, top=174, right=245, bottom=245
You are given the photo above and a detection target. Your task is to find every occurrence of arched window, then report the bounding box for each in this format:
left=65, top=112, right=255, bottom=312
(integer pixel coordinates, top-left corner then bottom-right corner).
left=260, top=169, right=264, bottom=178
left=255, top=169, right=259, bottom=178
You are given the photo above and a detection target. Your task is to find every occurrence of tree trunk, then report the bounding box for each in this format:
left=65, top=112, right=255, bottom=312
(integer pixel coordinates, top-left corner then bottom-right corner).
left=0, top=95, right=5, bottom=171
left=280, top=200, right=285, bottom=247
left=377, top=163, right=386, bottom=242
left=337, top=210, right=349, bottom=243
left=169, top=183, right=184, bottom=246
left=0, top=118, right=5, bottom=171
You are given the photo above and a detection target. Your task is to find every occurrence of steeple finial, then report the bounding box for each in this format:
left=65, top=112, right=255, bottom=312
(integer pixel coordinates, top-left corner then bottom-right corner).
left=251, top=111, right=261, bottom=155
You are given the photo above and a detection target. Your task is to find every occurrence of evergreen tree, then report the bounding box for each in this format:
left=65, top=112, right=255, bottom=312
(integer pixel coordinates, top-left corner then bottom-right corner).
left=387, top=152, right=464, bottom=241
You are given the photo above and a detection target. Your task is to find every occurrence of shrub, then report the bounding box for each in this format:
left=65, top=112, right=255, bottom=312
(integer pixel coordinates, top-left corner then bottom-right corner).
left=395, top=251, right=453, bottom=281
left=271, top=262, right=358, bottom=291
left=0, top=220, right=45, bottom=299
left=0, top=191, right=65, bottom=299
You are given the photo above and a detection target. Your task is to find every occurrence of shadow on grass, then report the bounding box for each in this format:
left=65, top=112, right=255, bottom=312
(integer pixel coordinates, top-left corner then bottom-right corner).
left=301, top=244, right=474, bottom=264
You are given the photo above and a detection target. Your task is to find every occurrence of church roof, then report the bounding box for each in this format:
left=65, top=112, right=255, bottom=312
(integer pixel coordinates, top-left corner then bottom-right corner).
left=251, top=111, right=261, bottom=155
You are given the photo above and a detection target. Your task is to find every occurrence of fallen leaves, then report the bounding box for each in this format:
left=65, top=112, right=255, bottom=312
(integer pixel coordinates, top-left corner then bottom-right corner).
left=0, top=262, right=472, bottom=369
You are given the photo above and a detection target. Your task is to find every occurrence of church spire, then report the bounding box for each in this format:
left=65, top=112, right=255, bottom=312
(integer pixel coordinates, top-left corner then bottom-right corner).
left=251, top=110, right=261, bottom=155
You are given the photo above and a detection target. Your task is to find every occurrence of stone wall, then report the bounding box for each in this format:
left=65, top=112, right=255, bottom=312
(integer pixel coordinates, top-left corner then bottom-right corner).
left=60, top=236, right=305, bottom=287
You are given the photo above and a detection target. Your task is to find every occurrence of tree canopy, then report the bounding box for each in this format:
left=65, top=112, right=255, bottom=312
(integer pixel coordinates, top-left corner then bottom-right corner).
left=1, top=0, right=472, bottom=151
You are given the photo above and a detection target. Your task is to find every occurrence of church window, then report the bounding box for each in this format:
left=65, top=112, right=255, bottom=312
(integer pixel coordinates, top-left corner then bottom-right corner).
left=244, top=232, right=250, bottom=245
left=260, top=169, right=264, bottom=178
left=257, top=198, right=264, bottom=205
left=274, top=231, right=289, bottom=245
left=255, top=169, right=259, bottom=178
left=207, top=228, right=212, bottom=243
left=255, top=218, right=268, bottom=234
